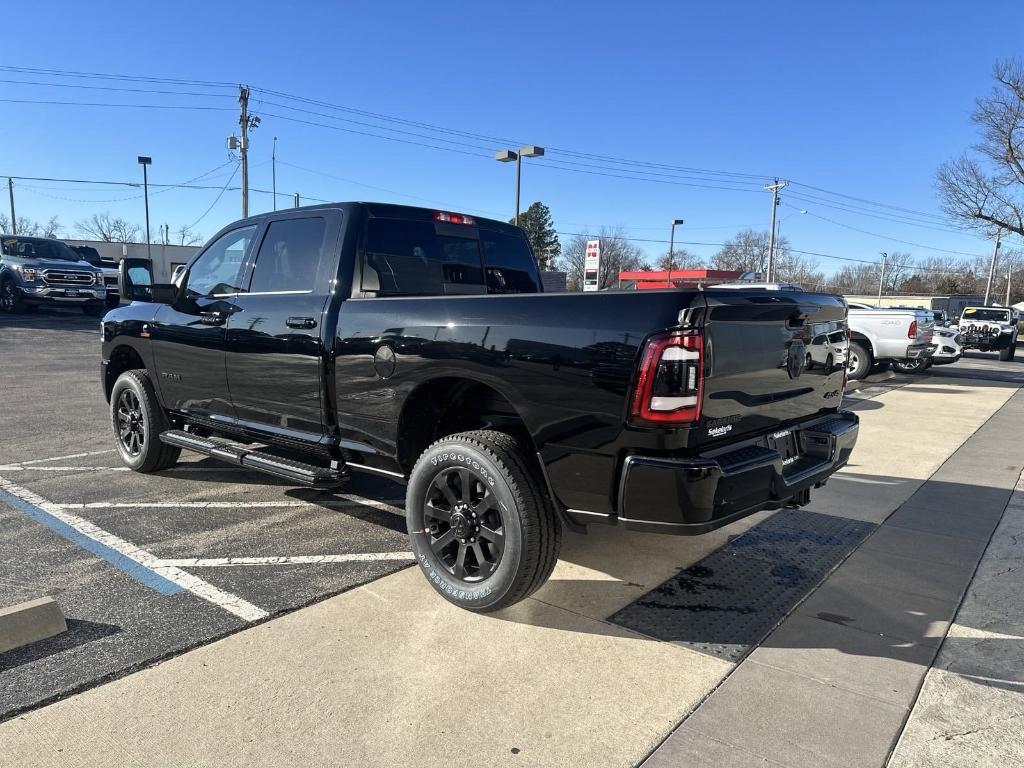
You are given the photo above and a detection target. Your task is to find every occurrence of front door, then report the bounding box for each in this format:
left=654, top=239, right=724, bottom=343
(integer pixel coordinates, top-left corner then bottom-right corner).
left=150, top=223, right=260, bottom=423
left=224, top=213, right=337, bottom=440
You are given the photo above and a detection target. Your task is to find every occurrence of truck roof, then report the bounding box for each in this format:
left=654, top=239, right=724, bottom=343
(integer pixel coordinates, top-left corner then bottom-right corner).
left=230, top=201, right=522, bottom=236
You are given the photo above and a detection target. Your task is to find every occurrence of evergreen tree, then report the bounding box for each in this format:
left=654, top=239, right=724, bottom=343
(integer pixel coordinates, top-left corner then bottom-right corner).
left=512, top=202, right=560, bottom=270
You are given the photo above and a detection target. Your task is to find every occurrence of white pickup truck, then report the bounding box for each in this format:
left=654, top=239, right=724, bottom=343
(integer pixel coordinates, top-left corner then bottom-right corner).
left=845, top=302, right=936, bottom=379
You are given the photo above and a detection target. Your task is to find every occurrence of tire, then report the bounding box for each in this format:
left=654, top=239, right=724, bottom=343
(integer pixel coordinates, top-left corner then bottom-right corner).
left=82, top=302, right=106, bottom=317
left=406, top=429, right=561, bottom=612
left=825, top=353, right=833, bottom=371
left=999, top=344, right=1012, bottom=362
left=0, top=278, right=25, bottom=313
left=893, top=358, right=929, bottom=374
left=846, top=341, right=872, bottom=380
left=804, top=352, right=813, bottom=370
left=105, top=294, right=121, bottom=310
left=110, top=370, right=181, bottom=472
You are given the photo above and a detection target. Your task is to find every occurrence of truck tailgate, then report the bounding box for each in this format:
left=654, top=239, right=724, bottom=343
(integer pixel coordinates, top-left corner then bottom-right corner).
left=695, top=289, right=848, bottom=448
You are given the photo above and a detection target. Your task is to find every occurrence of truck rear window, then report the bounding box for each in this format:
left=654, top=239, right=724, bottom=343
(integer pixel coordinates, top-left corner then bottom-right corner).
left=362, top=219, right=540, bottom=297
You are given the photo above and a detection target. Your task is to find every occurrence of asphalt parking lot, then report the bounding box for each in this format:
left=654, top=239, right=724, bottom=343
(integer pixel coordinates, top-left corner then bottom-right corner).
left=2, top=305, right=1023, bottom=767
left=1, top=306, right=414, bottom=716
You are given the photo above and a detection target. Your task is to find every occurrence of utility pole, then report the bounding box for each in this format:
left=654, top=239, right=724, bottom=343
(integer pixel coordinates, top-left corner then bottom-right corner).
left=1006, top=266, right=1012, bottom=306
left=984, top=229, right=1002, bottom=305
left=238, top=85, right=259, bottom=218
left=7, top=178, right=15, bottom=234
left=293, top=192, right=300, bottom=209
left=272, top=136, right=278, bottom=212
left=764, top=178, right=788, bottom=281
left=877, top=252, right=888, bottom=303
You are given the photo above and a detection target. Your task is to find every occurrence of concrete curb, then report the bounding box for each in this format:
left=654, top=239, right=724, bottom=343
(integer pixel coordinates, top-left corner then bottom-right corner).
left=0, top=597, right=67, bottom=654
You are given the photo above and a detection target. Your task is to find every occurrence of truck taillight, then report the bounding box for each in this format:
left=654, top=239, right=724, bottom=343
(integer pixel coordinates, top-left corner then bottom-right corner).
left=908, top=320, right=917, bottom=339
left=630, top=331, right=703, bottom=425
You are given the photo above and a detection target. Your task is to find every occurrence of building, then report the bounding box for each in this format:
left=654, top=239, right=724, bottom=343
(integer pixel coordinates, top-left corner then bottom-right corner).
left=63, top=239, right=202, bottom=283
left=846, top=294, right=985, bottom=318
left=617, top=268, right=744, bottom=290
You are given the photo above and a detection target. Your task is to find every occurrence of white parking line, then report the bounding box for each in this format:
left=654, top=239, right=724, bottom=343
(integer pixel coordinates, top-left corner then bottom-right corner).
left=56, top=498, right=406, bottom=510
left=18, top=449, right=117, bottom=466
left=0, top=475, right=269, bottom=622
left=156, top=553, right=414, bottom=567
left=0, top=465, right=131, bottom=472
left=336, top=493, right=405, bottom=517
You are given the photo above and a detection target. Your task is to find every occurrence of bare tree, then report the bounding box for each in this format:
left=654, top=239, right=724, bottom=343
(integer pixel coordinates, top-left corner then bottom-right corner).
left=555, top=227, right=651, bottom=291
left=174, top=225, right=203, bottom=246
left=937, top=59, right=1024, bottom=237
left=711, top=229, right=784, bottom=275
left=76, top=212, right=140, bottom=243
left=656, top=248, right=704, bottom=272
left=0, top=213, right=61, bottom=238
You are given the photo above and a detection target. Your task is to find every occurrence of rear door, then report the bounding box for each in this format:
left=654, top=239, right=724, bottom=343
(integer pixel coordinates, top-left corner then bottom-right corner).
left=696, top=289, right=848, bottom=446
left=223, top=210, right=340, bottom=440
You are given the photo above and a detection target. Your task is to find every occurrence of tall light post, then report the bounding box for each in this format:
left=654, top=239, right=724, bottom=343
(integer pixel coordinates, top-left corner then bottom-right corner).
left=877, top=252, right=888, bottom=303
left=137, top=156, right=152, bottom=261
left=668, top=218, right=685, bottom=286
left=494, top=145, right=544, bottom=225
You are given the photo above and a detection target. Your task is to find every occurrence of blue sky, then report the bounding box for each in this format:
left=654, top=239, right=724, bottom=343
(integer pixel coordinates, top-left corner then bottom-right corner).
left=1, top=0, right=1021, bottom=273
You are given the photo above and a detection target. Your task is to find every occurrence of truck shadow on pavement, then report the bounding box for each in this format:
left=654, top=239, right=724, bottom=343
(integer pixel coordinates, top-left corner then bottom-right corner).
left=495, top=475, right=1021, bottom=694
left=0, top=307, right=111, bottom=332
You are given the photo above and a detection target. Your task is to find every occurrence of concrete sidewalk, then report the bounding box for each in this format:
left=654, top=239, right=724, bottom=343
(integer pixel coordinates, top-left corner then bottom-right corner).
left=643, top=387, right=1024, bottom=768
left=889, top=478, right=1024, bottom=767
left=0, top=375, right=1018, bottom=768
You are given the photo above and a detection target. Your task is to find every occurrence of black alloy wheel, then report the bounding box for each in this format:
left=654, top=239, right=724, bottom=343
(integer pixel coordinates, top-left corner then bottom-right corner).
left=116, top=388, right=145, bottom=456
left=424, top=466, right=506, bottom=581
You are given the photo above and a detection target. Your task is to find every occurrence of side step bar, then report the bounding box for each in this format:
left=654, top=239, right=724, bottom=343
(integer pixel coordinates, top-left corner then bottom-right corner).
left=160, top=430, right=348, bottom=488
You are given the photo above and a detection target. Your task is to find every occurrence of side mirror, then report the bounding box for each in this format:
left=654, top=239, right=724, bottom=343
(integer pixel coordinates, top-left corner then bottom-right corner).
left=119, top=258, right=178, bottom=304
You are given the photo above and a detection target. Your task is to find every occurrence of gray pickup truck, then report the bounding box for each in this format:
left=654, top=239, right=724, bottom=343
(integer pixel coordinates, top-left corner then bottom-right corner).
left=0, top=235, right=106, bottom=315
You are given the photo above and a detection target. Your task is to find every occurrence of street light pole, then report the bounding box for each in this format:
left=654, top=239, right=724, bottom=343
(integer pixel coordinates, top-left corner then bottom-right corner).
left=877, top=252, right=888, bottom=303
left=495, top=146, right=544, bottom=225
left=137, top=156, right=152, bottom=261
left=668, top=218, right=684, bottom=287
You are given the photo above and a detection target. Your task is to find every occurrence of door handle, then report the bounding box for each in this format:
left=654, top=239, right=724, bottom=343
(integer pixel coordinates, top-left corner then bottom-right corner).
left=199, top=311, right=226, bottom=326
left=286, top=316, right=317, bottom=329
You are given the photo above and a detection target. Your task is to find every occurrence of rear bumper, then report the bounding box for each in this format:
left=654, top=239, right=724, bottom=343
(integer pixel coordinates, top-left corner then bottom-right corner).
left=608, top=411, right=859, bottom=535
left=905, top=343, right=936, bottom=360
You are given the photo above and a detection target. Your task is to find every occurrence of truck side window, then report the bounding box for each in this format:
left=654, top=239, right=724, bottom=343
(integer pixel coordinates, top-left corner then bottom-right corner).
left=481, top=230, right=540, bottom=294
left=186, top=225, right=258, bottom=297
left=249, top=217, right=327, bottom=293
left=363, top=219, right=484, bottom=296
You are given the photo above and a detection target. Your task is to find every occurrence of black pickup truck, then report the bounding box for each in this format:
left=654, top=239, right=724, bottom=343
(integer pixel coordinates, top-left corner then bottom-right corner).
left=102, top=202, right=858, bottom=611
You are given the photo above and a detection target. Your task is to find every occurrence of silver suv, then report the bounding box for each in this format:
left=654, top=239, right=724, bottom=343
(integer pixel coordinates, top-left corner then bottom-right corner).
left=0, top=234, right=106, bottom=315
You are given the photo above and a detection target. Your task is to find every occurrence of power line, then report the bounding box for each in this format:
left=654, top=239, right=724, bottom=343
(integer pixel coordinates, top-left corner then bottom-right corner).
left=187, top=164, right=239, bottom=228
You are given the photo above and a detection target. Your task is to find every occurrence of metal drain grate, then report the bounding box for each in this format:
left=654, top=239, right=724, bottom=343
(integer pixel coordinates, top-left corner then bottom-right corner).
left=609, top=510, right=874, bottom=661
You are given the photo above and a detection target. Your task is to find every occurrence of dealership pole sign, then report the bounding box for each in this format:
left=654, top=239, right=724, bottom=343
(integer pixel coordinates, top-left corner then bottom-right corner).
left=583, top=239, right=601, bottom=292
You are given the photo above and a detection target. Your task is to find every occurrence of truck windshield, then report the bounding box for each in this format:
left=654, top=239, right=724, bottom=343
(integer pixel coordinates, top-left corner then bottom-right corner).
left=1, top=236, right=81, bottom=261
left=962, top=308, right=1010, bottom=322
